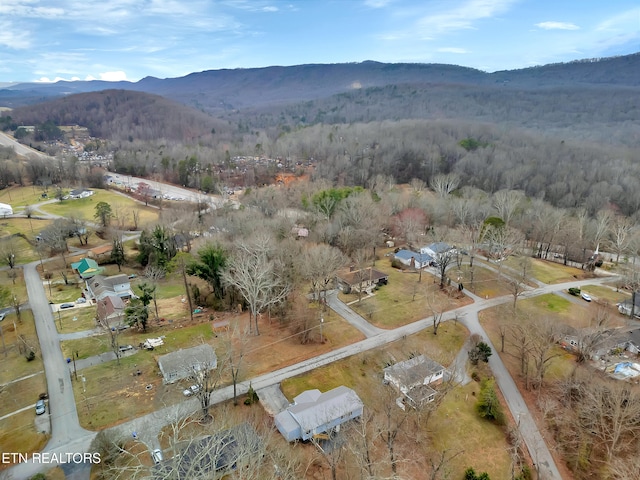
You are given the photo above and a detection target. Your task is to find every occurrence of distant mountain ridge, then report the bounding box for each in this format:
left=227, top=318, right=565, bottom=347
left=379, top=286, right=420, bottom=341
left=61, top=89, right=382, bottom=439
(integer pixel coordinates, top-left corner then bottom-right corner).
left=1, top=53, right=638, bottom=113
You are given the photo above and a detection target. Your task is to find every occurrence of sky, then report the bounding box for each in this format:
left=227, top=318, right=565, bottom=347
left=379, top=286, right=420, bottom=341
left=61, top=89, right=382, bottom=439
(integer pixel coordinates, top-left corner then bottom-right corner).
left=0, top=0, right=638, bottom=84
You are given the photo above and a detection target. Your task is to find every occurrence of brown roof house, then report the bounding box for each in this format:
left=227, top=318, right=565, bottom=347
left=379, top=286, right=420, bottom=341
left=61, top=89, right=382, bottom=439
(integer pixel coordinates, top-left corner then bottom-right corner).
left=384, top=355, right=445, bottom=409
left=336, top=267, right=389, bottom=294
left=96, top=295, right=126, bottom=326
left=157, top=344, right=217, bottom=384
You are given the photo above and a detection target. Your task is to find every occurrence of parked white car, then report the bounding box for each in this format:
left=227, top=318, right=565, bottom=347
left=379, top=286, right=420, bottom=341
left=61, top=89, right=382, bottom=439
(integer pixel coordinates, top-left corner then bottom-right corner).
left=581, top=293, right=592, bottom=302
left=182, top=385, right=200, bottom=396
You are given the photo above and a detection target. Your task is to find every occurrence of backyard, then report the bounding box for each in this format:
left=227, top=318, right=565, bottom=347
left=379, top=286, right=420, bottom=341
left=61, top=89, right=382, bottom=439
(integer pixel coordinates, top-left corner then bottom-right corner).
left=338, top=262, right=472, bottom=328
left=71, top=308, right=365, bottom=429
left=280, top=323, right=511, bottom=480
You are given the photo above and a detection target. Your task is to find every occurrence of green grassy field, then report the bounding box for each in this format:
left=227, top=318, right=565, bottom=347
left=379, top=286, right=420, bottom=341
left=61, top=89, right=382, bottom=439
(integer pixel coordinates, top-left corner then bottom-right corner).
left=57, top=307, right=97, bottom=334
left=39, top=189, right=159, bottom=227
left=339, top=263, right=471, bottom=328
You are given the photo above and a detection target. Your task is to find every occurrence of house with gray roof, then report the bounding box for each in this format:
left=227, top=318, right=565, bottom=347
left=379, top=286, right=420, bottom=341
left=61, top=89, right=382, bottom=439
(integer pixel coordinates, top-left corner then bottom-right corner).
left=85, top=274, right=134, bottom=301
left=157, top=344, right=217, bottom=384
left=419, top=242, right=452, bottom=258
left=393, top=249, right=432, bottom=269
left=384, top=355, right=445, bottom=407
left=275, top=386, right=364, bottom=442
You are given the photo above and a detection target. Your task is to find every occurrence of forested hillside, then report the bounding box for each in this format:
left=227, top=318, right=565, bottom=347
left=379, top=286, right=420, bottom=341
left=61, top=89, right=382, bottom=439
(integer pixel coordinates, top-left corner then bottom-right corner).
left=2, top=55, right=639, bottom=217
left=5, top=90, right=234, bottom=142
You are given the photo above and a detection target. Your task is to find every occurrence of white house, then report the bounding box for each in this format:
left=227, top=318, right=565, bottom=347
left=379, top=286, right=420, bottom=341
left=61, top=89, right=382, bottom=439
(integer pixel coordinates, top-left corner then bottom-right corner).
left=275, top=386, right=364, bottom=442
left=0, top=202, right=13, bottom=217
left=393, top=249, right=432, bottom=269
left=419, top=242, right=452, bottom=258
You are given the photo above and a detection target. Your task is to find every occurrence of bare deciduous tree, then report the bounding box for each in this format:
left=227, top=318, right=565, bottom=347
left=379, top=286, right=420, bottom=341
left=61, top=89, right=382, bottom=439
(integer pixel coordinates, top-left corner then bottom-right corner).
left=222, top=241, right=291, bottom=335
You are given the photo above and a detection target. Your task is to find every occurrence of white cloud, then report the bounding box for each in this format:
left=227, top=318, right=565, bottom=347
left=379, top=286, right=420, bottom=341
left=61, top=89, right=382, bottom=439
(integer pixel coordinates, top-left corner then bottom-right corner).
left=98, top=71, right=128, bottom=81
left=0, top=20, right=31, bottom=49
left=262, top=6, right=278, bottom=12
left=438, top=47, right=469, bottom=54
left=416, top=0, right=516, bottom=36
left=596, top=8, right=640, bottom=32
left=535, top=21, right=579, bottom=30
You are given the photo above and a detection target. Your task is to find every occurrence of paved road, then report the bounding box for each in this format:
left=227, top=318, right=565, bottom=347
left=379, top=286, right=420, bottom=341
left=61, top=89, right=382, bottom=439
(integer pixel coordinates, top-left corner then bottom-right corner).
left=11, top=263, right=97, bottom=480
left=325, top=290, right=386, bottom=338
left=12, top=255, right=615, bottom=479
left=0, top=130, right=49, bottom=158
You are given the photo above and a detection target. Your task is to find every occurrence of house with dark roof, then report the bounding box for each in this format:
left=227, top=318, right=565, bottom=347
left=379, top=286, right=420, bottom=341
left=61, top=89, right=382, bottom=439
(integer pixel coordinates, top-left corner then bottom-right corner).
left=85, top=274, right=134, bottom=301
left=384, top=355, right=445, bottom=408
left=157, top=344, right=217, bottom=384
left=624, top=328, right=640, bottom=354
left=393, top=249, right=432, bottom=269
left=71, top=258, right=103, bottom=279
left=153, top=423, right=261, bottom=480
left=96, top=295, right=125, bottom=326
left=275, top=386, right=364, bottom=442
left=336, top=267, right=389, bottom=294
left=69, top=188, right=94, bottom=199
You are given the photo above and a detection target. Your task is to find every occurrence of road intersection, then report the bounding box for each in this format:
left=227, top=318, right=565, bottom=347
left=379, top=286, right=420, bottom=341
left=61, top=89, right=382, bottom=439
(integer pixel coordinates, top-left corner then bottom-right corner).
left=12, top=255, right=616, bottom=480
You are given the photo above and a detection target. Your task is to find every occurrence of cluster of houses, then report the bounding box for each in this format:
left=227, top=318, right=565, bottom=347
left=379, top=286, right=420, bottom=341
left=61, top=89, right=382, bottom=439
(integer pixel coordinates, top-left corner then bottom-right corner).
left=70, top=257, right=136, bottom=327
left=392, top=242, right=453, bottom=270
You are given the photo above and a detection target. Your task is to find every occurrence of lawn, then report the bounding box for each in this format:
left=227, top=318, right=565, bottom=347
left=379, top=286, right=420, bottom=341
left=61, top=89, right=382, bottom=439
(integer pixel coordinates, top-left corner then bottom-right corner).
left=56, top=307, right=98, bottom=334
left=0, top=267, right=28, bottom=303
left=579, top=284, right=629, bottom=305
left=72, top=310, right=366, bottom=430
left=281, top=323, right=512, bottom=480
left=281, top=322, right=467, bottom=404
left=45, top=277, right=84, bottom=304
left=504, top=257, right=589, bottom=284
left=0, top=373, right=47, bottom=417
left=0, top=310, right=44, bottom=384
left=0, top=234, right=41, bottom=265
left=0, top=410, right=49, bottom=469
left=39, top=189, right=159, bottom=228
left=339, top=263, right=472, bottom=329
left=0, top=185, right=49, bottom=209
left=456, top=264, right=514, bottom=298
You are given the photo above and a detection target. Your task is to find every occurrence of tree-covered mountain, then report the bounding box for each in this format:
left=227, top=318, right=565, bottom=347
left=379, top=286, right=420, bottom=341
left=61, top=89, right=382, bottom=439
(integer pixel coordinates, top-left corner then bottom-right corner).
left=4, top=89, right=232, bottom=142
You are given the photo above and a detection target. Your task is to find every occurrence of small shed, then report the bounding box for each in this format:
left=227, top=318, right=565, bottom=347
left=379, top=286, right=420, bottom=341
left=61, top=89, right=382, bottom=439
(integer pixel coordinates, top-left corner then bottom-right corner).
left=157, top=344, right=217, bottom=384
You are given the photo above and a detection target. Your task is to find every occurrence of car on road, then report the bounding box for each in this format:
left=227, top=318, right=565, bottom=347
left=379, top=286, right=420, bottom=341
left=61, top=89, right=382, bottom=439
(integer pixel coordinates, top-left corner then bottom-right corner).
left=182, top=385, right=200, bottom=396
left=76, top=297, right=87, bottom=304
left=118, top=345, right=134, bottom=352
left=151, top=449, right=163, bottom=464
left=0, top=312, right=5, bottom=321
left=35, top=399, right=46, bottom=415
left=581, top=293, right=592, bottom=302
left=60, top=303, right=75, bottom=309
